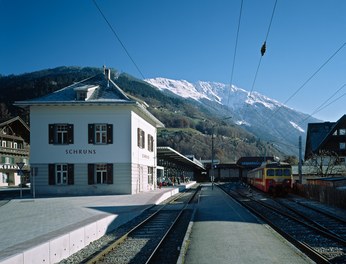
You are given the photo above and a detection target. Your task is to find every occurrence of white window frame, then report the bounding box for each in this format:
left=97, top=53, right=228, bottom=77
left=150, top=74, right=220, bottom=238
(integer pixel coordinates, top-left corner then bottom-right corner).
left=56, top=164, right=68, bottom=185
left=95, top=124, right=107, bottom=144
left=56, top=124, right=69, bottom=144
left=148, top=134, right=154, bottom=152
left=4, top=157, right=10, bottom=164
left=138, top=128, right=145, bottom=149
left=148, top=167, right=154, bottom=184
left=95, top=164, right=107, bottom=184
left=1, top=173, right=8, bottom=184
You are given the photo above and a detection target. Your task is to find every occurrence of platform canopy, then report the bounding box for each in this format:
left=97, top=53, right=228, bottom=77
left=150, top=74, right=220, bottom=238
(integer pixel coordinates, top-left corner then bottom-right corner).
left=157, top=146, right=205, bottom=171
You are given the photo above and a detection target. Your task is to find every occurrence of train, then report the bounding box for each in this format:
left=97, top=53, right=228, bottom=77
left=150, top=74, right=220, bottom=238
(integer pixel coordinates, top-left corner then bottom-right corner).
left=247, top=161, right=292, bottom=196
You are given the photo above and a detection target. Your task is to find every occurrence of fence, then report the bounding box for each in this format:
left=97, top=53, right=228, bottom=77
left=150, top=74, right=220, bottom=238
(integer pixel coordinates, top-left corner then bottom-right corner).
left=293, top=183, right=346, bottom=209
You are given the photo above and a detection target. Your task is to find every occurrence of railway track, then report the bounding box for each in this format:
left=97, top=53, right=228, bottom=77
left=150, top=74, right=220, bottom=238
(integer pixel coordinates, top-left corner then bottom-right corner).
left=84, top=185, right=200, bottom=264
left=273, top=198, right=346, bottom=241
left=219, top=182, right=346, bottom=264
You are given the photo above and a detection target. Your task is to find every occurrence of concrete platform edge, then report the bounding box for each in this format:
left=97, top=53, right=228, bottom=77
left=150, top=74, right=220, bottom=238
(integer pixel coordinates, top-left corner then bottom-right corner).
left=176, top=201, right=197, bottom=264
left=0, top=183, right=195, bottom=264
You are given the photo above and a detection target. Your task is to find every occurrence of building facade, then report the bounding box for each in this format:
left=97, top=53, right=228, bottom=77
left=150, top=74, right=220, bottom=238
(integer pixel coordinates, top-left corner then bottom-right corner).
left=305, top=115, right=346, bottom=163
left=16, top=69, right=164, bottom=195
left=0, top=117, right=30, bottom=187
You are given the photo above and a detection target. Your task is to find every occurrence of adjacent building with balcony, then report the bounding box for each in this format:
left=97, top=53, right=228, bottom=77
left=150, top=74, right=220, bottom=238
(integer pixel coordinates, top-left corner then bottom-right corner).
left=0, top=117, right=30, bottom=187
left=15, top=69, right=164, bottom=195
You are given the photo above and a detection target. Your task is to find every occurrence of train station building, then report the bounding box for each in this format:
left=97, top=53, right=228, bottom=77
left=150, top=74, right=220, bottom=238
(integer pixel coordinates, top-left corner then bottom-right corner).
left=15, top=69, right=165, bottom=195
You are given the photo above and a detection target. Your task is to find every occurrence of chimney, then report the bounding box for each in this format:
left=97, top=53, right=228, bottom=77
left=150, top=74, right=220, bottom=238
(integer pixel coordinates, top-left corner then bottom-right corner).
left=104, top=68, right=111, bottom=80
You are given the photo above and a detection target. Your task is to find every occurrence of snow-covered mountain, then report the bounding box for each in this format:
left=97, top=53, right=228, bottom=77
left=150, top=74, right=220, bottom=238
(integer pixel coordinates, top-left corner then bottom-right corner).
left=145, top=77, right=320, bottom=155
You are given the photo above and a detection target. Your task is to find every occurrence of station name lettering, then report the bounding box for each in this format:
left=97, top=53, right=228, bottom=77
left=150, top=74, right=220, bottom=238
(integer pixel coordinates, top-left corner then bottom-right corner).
left=142, top=154, right=150, bottom=159
left=65, top=149, right=96, bottom=155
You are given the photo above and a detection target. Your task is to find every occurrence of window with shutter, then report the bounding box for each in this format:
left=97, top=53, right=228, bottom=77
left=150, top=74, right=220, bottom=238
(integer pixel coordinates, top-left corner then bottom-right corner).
left=137, top=128, right=145, bottom=149
left=88, top=124, right=113, bottom=144
left=49, top=124, right=74, bottom=145
left=148, top=134, right=154, bottom=152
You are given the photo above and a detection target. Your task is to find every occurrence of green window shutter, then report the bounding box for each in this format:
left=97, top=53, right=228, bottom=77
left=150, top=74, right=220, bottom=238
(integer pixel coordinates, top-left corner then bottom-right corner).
left=67, top=164, right=74, bottom=185
left=88, top=164, right=94, bottom=185
left=107, top=164, right=113, bottom=184
left=88, top=124, right=95, bottom=144
left=48, top=164, right=55, bottom=185
left=49, top=124, right=55, bottom=144
left=67, top=124, right=74, bottom=144
left=107, top=124, right=113, bottom=144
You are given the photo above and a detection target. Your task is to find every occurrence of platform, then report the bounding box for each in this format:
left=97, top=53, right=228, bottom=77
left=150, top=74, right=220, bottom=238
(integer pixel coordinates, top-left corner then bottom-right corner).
left=0, top=183, right=194, bottom=264
left=179, top=184, right=314, bottom=264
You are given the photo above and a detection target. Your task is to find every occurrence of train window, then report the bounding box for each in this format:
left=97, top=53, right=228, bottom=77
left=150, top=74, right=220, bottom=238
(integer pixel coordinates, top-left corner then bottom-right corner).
left=267, top=169, right=274, bottom=176
left=275, top=169, right=283, bottom=176
left=283, top=169, right=291, bottom=176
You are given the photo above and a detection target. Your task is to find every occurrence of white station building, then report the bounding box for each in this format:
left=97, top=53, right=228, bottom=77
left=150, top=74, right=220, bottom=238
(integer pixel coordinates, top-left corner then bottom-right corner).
left=15, top=69, right=164, bottom=195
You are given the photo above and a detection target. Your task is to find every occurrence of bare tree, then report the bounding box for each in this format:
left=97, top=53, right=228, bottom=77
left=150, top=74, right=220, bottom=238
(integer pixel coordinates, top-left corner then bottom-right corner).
left=307, top=150, right=344, bottom=177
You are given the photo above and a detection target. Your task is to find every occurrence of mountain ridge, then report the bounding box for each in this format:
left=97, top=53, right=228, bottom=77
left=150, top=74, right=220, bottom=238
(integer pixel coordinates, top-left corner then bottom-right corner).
left=145, top=77, right=320, bottom=155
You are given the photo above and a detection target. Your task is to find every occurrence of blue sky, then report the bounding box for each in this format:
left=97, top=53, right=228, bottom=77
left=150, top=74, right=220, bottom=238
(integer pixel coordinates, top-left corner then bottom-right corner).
left=1, top=0, right=345, bottom=122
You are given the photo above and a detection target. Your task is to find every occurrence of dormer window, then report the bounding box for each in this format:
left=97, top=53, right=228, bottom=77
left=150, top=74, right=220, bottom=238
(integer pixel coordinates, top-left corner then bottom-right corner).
left=74, top=85, right=98, bottom=101
left=76, top=91, right=87, bottom=101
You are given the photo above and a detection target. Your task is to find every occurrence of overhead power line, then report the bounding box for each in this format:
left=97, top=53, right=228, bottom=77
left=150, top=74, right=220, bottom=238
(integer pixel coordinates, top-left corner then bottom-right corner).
left=284, top=42, right=346, bottom=106
left=269, top=40, right=346, bottom=121
left=227, top=0, right=244, bottom=106
left=92, top=0, right=145, bottom=79
left=309, top=83, right=346, bottom=117
left=268, top=82, right=346, bottom=148
left=249, top=0, right=278, bottom=96
left=313, top=90, right=346, bottom=115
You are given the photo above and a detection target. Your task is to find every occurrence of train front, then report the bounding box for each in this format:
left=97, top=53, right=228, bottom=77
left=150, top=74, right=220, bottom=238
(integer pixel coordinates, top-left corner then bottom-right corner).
left=265, top=163, right=292, bottom=196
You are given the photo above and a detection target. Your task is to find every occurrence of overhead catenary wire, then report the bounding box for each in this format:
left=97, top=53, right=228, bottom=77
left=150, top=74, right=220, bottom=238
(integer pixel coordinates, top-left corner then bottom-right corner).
left=267, top=40, right=346, bottom=122
left=227, top=0, right=244, bottom=106
left=306, top=83, right=346, bottom=120
left=92, top=0, right=145, bottom=79
left=249, top=0, right=278, bottom=96
left=315, top=92, right=346, bottom=114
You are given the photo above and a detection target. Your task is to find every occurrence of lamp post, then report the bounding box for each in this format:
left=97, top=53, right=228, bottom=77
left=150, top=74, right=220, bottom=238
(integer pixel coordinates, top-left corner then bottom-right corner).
left=211, top=131, right=215, bottom=189
left=210, top=116, right=232, bottom=189
left=17, top=162, right=25, bottom=198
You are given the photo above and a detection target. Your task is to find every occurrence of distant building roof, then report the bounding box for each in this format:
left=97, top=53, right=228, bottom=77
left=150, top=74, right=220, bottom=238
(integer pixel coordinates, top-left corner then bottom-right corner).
left=236, top=156, right=274, bottom=167
left=0, top=116, right=30, bottom=143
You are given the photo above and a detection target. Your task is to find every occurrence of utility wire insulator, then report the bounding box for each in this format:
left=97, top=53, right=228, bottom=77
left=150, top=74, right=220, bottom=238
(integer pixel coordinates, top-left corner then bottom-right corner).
left=261, top=41, right=266, bottom=56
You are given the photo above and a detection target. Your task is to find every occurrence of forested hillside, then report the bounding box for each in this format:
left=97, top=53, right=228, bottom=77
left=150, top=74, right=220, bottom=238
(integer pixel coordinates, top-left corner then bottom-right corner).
left=0, top=66, right=287, bottom=162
